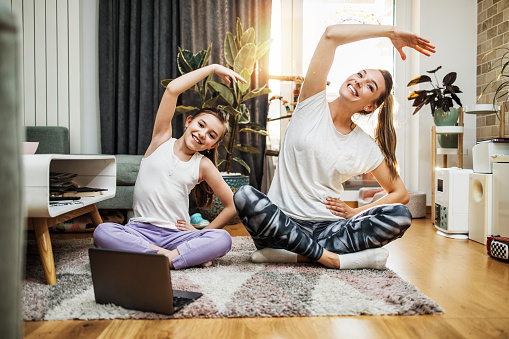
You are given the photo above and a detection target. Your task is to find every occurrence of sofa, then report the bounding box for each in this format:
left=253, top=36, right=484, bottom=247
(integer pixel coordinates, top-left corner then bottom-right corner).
left=25, top=126, right=142, bottom=218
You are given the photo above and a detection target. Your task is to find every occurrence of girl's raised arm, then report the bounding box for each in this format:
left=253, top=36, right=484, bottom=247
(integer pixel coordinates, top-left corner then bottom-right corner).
left=299, top=24, right=435, bottom=102
left=146, top=64, right=246, bottom=157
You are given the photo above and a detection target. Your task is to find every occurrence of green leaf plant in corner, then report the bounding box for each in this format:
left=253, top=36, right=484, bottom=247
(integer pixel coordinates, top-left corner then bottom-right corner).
left=161, top=18, right=273, bottom=174
left=406, top=66, right=463, bottom=116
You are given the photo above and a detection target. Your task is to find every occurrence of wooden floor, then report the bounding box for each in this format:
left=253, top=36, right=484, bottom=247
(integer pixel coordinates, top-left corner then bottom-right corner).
left=23, top=216, right=509, bottom=339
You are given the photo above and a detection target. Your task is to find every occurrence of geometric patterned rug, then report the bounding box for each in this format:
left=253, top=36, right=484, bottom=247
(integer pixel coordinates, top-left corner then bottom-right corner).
left=23, top=236, right=443, bottom=320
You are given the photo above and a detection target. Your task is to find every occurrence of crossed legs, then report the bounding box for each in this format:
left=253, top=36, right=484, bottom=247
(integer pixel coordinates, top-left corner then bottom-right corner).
left=234, top=185, right=412, bottom=269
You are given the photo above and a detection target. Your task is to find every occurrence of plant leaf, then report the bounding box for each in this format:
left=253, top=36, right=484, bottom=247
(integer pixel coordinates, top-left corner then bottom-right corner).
left=411, top=92, right=428, bottom=107
left=238, top=121, right=266, bottom=130
left=451, top=92, right=462, bottom=107
left=201, top=43, right=213, bottom=68
left=234, top=144, right=261, bottom=154
left=238, top=128, right=269, bottom=136
left=208, top=81, right=234, bottom=106
left=177, top=47, right=194, bottom=74
left=442, top=72, right=457, bottom=86
left=237, top=104, right=250, bottom=124
left=234, top=43, right=257, bottom=75
left=236, top=18, right=243, bottom=47
left=161, top=79, right=173, bottom=88
left=217, top=159, right=225, bottom=167
left=175, top=105, right=197, bottom=115
left=426, top=66, right=442, bottom=74
left=203, top=95, right=219, bottom=108
left=233, top=157, right=250, bottom=173
left=242, top=85, right=271, bottom=102
left=255, top=39, right=273, bottom=61
left=241, top=27, right=255, bottom=46
left=224, top=33, right=237, bottom=67
left=407, top=75, right=432, bottom=87
left=238, top=68, right=251, bottom=94
left=218, top=105, right=241, bottom=117
left=193, top=50, right=207, bottom=71
left=407, top=90, right=425, bottom=100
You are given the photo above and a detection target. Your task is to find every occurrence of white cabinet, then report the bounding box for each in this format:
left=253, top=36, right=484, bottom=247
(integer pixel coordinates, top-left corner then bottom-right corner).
left=23, top=154, right=116, bottom=218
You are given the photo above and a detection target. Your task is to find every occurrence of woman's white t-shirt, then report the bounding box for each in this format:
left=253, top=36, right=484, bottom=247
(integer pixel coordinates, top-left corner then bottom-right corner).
left=267, top=90, right=384, bottom=221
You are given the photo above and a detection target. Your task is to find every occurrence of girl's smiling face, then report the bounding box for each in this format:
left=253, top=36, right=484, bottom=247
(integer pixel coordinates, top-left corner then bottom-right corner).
left=340, top=69, right=386, bottom=112
left=184, top=113, right=226, bottom=152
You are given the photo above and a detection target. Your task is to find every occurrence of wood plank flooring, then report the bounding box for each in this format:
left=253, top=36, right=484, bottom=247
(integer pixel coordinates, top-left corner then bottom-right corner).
left=24, top=217, right=509, bottom=339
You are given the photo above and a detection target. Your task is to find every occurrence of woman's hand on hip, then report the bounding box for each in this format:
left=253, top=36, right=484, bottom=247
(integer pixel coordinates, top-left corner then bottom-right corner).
left=324, top=198, right=356, bottom=219
left=176, top=220, right=198, bottom=231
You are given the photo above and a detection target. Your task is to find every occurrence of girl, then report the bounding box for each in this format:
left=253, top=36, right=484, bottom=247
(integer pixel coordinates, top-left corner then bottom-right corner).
left=94, top=64, right=247, bottom=269
left=234, top=24, right=435, bottom=270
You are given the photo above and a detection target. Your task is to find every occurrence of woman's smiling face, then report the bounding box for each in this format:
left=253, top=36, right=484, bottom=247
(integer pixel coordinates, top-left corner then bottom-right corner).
left=340, top=69, right=386, bottom=112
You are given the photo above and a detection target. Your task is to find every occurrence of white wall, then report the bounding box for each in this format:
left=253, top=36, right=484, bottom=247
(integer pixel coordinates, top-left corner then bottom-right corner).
left=5, top=0, right=100, bottom=154
left=396, top=0, right=477, bottom=205
left=81, top=0, right=101, bottom=154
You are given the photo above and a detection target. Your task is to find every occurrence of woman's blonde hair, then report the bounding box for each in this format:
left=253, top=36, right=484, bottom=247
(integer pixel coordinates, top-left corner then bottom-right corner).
left=359, top=69, right=398, bottom=180
left=189, top=107, right=230, bottom=209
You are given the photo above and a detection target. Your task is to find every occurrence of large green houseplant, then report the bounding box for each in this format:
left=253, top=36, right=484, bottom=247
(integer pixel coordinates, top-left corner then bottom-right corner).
left=162, top=18, right=272, bottom=174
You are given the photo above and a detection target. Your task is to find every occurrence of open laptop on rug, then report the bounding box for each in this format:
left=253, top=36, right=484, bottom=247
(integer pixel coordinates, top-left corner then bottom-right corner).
left=89, top=248, right=202, bottom=315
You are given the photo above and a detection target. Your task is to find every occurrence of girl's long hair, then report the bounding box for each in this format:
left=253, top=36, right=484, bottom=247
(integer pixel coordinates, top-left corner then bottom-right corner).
left=190, top=107, right=230, bottom=209
left=359, top=69, right=398, bottom=180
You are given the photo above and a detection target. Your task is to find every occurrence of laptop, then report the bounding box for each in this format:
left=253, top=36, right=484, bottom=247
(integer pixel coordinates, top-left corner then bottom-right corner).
left=89, top=248, right=202, bottom=315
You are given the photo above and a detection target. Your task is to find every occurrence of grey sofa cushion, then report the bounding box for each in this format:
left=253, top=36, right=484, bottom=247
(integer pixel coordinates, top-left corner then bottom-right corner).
left=115, top=154, right=143, bottom=185
left=96, top=186, right=135, bottom=209
left=25, top=126, right=70, bottom=154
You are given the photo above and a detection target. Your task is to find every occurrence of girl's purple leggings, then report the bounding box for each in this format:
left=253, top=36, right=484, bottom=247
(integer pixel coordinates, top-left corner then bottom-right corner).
left=93, top=221, right=232, bottom=269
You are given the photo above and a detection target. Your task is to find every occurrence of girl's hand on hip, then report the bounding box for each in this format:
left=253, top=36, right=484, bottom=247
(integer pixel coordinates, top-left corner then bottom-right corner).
left=324, top=197, right=356, bottom=219
left=176, top=220, right=197, bottom=231
left=390, top=27, right=435, bottom=61
left=212, top=64, right=248, bottom=85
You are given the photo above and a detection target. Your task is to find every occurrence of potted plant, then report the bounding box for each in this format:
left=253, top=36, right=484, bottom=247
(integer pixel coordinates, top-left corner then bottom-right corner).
left=407, top=66, right=463, bottom=147
left=161, top=18, right=272, bottom=174
left=161, top=18, right=272, bottom=222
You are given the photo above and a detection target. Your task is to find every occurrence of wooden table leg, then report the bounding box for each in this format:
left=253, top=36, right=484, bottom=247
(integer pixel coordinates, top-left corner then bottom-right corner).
left=32, top=218, right=57, bottom=285
left=88, top=204, right=103, bottom=226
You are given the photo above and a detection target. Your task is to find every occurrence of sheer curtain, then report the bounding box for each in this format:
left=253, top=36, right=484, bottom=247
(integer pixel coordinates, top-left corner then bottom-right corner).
left=179, top=0, right=272, bottom=189
left=98, top=0, right=181, bottom=155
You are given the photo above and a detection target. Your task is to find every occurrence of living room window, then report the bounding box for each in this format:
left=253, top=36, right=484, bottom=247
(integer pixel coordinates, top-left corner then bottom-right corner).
left=267, top=0, right=395, bottom=191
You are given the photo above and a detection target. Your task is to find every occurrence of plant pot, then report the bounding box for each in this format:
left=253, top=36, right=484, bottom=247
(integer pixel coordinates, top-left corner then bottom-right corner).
left=199, top=173, right=250, bottom=225
left=433, top=107, right=459, bottom=126
left=434, top=107, right=459, bottom=148
left=437, top=134, right=458, bottom=148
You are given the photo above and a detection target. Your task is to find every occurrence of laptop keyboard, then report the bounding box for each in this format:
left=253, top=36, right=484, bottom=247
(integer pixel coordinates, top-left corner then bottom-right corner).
left=173, top=296, right=194, bottom=309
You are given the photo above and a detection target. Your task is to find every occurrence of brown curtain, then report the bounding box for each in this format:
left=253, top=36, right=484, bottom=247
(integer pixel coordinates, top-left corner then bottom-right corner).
left=179, top=0, right=272, bottom=189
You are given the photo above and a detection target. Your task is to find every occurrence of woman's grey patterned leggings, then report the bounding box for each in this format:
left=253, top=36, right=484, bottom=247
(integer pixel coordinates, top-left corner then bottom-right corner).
left=234, top=185, right=412, bottom=261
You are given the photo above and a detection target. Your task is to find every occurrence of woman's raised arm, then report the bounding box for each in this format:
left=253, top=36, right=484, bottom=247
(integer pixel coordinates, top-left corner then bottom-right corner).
left=299, top=24, right=435, bottom=102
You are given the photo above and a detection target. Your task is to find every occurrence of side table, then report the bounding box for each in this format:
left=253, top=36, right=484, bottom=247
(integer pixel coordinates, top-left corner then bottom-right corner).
left=24, top=154, right=116, bottom=285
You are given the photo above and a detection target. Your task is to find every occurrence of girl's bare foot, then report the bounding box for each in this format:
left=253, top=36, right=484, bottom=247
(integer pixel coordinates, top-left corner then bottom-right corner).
left=200, top=260, right=213, bottom=267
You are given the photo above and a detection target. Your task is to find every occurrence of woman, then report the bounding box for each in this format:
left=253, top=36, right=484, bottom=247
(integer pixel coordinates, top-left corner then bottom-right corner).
left=233, top=24, right=435, bottom=270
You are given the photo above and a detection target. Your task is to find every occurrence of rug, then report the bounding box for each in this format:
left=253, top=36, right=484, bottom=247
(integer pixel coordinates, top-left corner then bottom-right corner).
left=23, top=237, right=443, bottom=320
